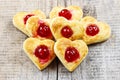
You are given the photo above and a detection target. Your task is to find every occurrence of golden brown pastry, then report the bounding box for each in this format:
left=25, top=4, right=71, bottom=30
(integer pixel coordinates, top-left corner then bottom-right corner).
left=50, top=17, right=84, bottom=41
left=26, top=16, right=53, bottom=40
left=54, top=38, right=88, bottom=72
left=81, top=16, right=111, bottom=45
left=13, top=10, right=46, bottom=36
left=81, top=16, right=97, bottom=23
left=23, top=38, right=56, bottom=70
left=49, top=6, right=83, bottom=20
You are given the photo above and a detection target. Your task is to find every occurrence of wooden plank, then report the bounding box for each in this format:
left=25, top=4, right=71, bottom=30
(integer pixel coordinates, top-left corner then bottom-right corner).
left=57, top=0, right=120, bottom=80
left=0, top=0, right=57, bottom=80
left=71, top=1, right=98, bottom=80
left=56, top=1, right=73, bottom=80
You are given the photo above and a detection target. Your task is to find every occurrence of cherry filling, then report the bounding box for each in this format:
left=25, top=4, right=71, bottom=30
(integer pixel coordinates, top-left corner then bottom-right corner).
left=34, top=45, right=50, bottom=63
left=86, top=24, right=99, bottom=36
left=37, top=20, right=52, bottom=38
left=23, top=14, right=34, bottom=24
left=59, top=9, right=72, bottom=20
left=61, top=26, right=73, bottom=38
left=65, top=47, right=80, bottom=62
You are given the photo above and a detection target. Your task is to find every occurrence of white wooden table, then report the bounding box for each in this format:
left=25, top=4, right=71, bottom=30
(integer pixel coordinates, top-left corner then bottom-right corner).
left=0, top=0, right=120, bottom=80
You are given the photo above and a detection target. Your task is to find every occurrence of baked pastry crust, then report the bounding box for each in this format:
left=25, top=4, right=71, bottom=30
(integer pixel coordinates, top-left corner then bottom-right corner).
left=23, top=38, right=56, bottom=70
left=81, top=16, right=111, bottom=45
left=81, top=16, right=97, bottom=23
left=50, top=17, right=84, bottom=41
left=49, top=6, right=83, bottom=20
left=13, top=10, right=46, bottom=36
left=26, top=16, right=53, bottom=39
left=54, top=38, right=88, bottom=72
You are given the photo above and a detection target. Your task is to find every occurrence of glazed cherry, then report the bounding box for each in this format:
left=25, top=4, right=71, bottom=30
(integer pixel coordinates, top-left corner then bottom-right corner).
left=59, top=9, right=72, bottom=20
left=65, top=47, right=80, bottom=62
left=23, top=14, right=34, bottom=24
left=86, top=24, right=99, bottom=36
left=37, top=20, right=52, bottom=38
left=34, top=45, right=50, bottom=62
left=61, top=26, right=73, bottom=38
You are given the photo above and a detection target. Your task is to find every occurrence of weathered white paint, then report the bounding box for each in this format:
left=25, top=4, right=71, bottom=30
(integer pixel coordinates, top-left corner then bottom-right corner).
left=0, top=0, right=120, bottom=80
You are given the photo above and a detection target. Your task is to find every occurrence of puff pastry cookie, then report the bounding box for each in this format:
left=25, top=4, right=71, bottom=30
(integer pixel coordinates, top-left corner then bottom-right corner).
left=26, top=16, right=53, bottom=39
left=49, top=6, right=83, bottom=20
left=50, top=17, right=83, bottom=41
left=81, top=16, right=111, bottom=45
left=54, top=38, right=88, bottom=72
left=13, top=10, right=46, bottom=36
left=23, top=38, right=56, bottom=70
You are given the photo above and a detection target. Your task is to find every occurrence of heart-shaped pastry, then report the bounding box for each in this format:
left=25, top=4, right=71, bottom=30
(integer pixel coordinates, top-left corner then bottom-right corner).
left=49, top=6, right=83, bottom=20
left=80, top=16, right=111, bottom=45
left=23, top=38, right=56, bottom=70
left=26, top=16, right=53, bottom=39
left=13, top=10, right=46, bottom=36
left=54, top=38, right=88, bottom=72
left=50, top=17, right=83, bottom=40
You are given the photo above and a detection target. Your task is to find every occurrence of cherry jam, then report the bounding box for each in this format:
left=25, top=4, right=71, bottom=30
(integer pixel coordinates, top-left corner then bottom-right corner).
left=86, top=24, right=99, bottom=36
left=65, top=47, right=80, bottom=62
left=37, top=20, right=52, bottom=39
left=61, top=26, right=73, bottom=38
left=23, top=14, right=34, bottom=24
left=59, top=9, right=72, bottom=20
left=34, top=45, right=50, bottom=63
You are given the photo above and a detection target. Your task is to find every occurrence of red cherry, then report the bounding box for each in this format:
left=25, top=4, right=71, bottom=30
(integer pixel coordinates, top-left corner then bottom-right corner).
left=61, top=26, right=73, bottom=38
left=37, top=20, right=52, bottom=39
left=65, top=47, right=80, bottom=62
left=34, top=45, right=50, bottom=62
left=23, top=14, right=34, bottom=24
left=86, top=24, right=99, bottom=36
left=59, top=9, right=72, bottom=20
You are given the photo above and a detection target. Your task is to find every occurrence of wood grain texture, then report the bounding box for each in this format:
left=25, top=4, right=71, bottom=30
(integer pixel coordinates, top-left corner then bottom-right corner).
left=0, top=0, right=120, bottom=80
